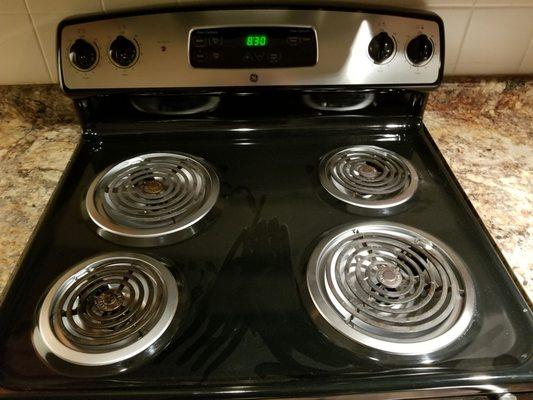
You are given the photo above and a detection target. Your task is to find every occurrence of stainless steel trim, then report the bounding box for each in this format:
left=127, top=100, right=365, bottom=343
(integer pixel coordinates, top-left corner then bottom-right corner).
left=59, top=9, right=441, bottom=89
left=306, top=222, right=476, bottom=356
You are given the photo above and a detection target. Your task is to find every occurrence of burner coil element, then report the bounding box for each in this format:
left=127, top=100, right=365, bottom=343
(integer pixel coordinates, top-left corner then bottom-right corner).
left=319, top=146, right=418, bottom=209
left=33, top=253, right=182, bottom=373
left=306, top=223, right=475, bottom=356
left=85, top=152, right=219, bottom=246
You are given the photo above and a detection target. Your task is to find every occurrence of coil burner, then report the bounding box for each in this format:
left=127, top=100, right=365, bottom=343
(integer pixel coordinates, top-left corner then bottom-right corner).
left=306, top=223, right=475, bottom=356
left=85, top=152, right=219, bottom=247
left=319, top=146, right=418, bottom=209
left=33, top=253, right=182, bottom=375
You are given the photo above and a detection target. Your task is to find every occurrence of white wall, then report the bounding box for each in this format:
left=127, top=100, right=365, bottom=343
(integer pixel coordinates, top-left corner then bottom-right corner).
left=0, top=0, right=532, bottom=84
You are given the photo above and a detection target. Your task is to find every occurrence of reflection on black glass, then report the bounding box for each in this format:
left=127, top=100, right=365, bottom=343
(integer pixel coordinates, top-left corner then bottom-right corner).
left=170, top=209, right=360, bottom=381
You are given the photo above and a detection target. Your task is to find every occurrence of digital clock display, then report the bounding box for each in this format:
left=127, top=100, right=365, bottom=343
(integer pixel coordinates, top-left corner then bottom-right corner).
left=245, top=35, right=268, bottom=47
left=190, top=27, right=317, bottom=68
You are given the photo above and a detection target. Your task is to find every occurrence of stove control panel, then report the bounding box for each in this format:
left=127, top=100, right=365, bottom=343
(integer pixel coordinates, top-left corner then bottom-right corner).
left=189, top=27, right=317, bottom=68
left=58, top=9, right=443, bottom=91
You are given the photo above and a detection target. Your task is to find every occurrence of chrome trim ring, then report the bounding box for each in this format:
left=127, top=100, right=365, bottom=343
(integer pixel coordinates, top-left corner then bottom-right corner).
left=130, top=95, right=220, bottom=115
left=302, top=92, right=375, bottom=112
left=85, top=152, right=220, bottom=247
left=33, top=253, right=180, bottom=368
left=306, top=222, right=475, bottom=355
left=319, top=145, right=418, bottom=209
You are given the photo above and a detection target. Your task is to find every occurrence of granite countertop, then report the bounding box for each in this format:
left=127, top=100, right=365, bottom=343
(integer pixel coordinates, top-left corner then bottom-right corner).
left=0, top=79, right=531, bottom=302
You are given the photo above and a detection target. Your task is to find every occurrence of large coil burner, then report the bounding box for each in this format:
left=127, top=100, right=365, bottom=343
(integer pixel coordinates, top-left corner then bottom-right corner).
left=306, top=222, right=475, bottom=356
left=32, top=253, right=183, bottom=376
left=85, top=152, right=219, bottom=247
left=319, top=146, right=418, bottom=209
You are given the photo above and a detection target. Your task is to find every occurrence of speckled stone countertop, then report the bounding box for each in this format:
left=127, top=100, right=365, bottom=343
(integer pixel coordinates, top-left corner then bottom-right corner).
left=0, top=78, right=531, bottom=303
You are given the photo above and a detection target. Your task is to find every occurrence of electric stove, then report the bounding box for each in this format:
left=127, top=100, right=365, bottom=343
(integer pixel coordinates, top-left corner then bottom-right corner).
left=0, top=5, right=531, bottom=400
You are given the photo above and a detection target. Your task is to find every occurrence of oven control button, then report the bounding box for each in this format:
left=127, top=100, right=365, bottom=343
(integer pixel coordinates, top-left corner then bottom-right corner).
left=192, top=36, right=206, bottom=47
left=109, top=35, right=138, bottom=67
left=287, top=36, right=301, bottom=46
left=368, top=32, right=395, bottom=64
left=209, top=36, right=223, bottom=46
left=268, top=52, right=281, bottom=63
left=406, top=34, right=433, bottom=65
left=69, top=39, right=98, bottom=71
left=193, top=50, right=207, bottom=63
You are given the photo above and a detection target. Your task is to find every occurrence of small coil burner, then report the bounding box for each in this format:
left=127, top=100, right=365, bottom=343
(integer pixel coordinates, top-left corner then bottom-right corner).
left=319, top=146, right=418, bottom=209
left=85, top=152, right=219, bottom=247
left=32, top=253, right=183, bottom=375
left=306, top=223, right=475, bottom=356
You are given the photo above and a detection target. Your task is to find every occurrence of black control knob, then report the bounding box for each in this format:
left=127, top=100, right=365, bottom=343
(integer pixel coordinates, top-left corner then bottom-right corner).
left=406, top=34, right=433, bottom=65
left=109, top=35, right=137, bottom=67
left=69, top=39, right=97, bottom=70
left=368, top=32, right=395, bottom=64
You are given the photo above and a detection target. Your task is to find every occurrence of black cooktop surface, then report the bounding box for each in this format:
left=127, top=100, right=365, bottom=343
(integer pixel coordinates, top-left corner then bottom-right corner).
left=0, top=117, right=531, bottom=399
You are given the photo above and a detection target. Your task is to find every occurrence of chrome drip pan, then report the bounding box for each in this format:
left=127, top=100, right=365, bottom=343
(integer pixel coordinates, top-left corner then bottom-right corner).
left=32, top=253, right=184, bottom=375
left=306, top=222, right=475, bottom=356
left=319, top=146, right=418, bottom=209
left=85, top=152, right=220, bottom=247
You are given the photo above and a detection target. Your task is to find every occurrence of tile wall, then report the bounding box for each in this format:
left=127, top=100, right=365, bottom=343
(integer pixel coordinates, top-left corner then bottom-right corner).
left=0, top=0, right=532, bottom=84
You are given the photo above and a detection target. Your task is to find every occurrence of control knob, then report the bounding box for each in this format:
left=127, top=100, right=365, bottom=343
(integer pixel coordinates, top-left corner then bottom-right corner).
left=406, top=34, right=433, bottom=65
left=368, top=32, right=395, bottom=64
left=109, top=35, right=137, bottom=67
left=69, top=39, right=97, bottom=70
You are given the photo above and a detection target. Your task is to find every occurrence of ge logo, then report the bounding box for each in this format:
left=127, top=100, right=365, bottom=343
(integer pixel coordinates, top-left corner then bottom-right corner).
left=249, top=73, right=258, bottom=83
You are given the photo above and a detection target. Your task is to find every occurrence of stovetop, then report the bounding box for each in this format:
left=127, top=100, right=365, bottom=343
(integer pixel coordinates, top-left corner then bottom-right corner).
left=0, top=116, right=531, bottom=399
left=1, top=4, right=532, bottom=399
